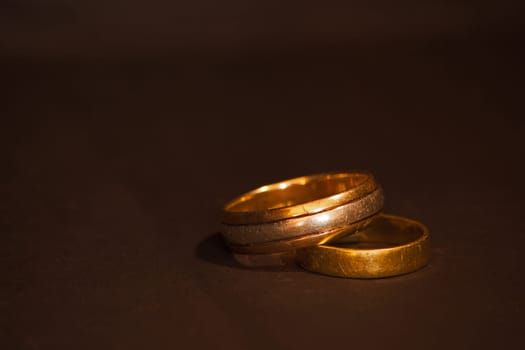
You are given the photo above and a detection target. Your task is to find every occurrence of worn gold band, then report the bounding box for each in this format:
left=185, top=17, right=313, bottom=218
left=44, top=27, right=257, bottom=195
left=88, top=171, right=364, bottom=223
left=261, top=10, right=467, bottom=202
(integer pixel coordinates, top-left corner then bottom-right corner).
left=221, top=188, right=383, bottom=246
left=228, top=215, right=378, bottom=254
left=296, top=214, right=430, bottom=278
left=222, top=172, right=378, bottom=225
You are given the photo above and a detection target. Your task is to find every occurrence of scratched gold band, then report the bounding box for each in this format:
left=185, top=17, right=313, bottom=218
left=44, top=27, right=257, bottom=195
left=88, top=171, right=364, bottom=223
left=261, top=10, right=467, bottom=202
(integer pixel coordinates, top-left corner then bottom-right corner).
left=228, top=215, right=377, bottom=254
left=296, top=214, right=430, bottom=278
left=222, top=172, right=378, bottom=225
left=222, top=189, right=383, bottom=248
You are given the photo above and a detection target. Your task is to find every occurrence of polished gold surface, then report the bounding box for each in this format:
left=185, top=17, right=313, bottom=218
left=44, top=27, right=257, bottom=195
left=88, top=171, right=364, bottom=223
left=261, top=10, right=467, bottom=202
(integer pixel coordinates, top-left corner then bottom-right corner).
left=228, top=215, right=378, bottom=254
left=296, top=214, right=430, bottom=278
left=221, top=188, right=383, bottom=245
left=222, top=172, right=378, bottom=225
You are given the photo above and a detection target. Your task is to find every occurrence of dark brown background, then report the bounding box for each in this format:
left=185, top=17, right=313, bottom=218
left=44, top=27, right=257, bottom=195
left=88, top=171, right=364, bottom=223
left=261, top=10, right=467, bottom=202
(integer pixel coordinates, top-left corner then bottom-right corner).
left=2, top=1, right=524, bottom=349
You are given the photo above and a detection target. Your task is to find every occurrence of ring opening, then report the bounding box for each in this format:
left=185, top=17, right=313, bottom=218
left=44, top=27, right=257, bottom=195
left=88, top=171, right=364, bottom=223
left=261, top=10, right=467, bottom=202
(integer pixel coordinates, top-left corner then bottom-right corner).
left=330, top=215, right=424, bottom=249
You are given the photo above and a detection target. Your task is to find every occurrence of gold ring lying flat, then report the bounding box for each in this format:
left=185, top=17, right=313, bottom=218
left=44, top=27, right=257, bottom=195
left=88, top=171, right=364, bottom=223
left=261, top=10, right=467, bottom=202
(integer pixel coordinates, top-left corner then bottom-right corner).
left=222, top=172, right=378, bottom=225
left=221, top=188, right=383, bottom=245
left=296, top=214, right=430, bottom=278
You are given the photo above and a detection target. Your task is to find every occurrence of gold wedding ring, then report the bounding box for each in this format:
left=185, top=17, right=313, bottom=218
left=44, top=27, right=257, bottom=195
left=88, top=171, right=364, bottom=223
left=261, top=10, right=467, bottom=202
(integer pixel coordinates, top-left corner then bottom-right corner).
left=219, top=171, right=431, bottom=277
left=221, top=172, right=384, bottom=250
left=296, top=214, right=430, bottom=278
left=228, top=216, right=377, bottom=254
left=223, top=172, right=378, bottom=224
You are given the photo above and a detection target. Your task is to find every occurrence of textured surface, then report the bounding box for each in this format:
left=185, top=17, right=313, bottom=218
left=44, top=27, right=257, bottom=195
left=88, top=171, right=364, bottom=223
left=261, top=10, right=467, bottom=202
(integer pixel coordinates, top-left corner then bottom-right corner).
left=296, top=214, right=431, bottom=278
left=2, top=1, right=525, bottom=349
left=222, top=172, right=377, bottom=224
left=221, top=188, right=383, bottom=245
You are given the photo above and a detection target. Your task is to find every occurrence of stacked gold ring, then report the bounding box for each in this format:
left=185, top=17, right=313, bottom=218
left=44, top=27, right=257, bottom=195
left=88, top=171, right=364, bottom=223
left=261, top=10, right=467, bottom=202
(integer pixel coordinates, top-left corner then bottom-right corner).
left=221, top=172, right=383, bottom=252
left=219, top=171, right=431, bottom=277
left=296, top=214, right=430, bottom=278
left=222, top=172, right=378, bottom=224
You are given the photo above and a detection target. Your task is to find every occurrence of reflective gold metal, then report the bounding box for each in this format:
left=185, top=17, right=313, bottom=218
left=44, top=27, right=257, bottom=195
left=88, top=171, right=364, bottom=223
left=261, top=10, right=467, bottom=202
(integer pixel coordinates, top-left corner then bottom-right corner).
left=296, top=214, right=430, bottom=278
left=228, top=215, right=377, bottom=254
left=221, top=188, right=383, bottom=245
left=222, top=172, right=378, bottom=225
